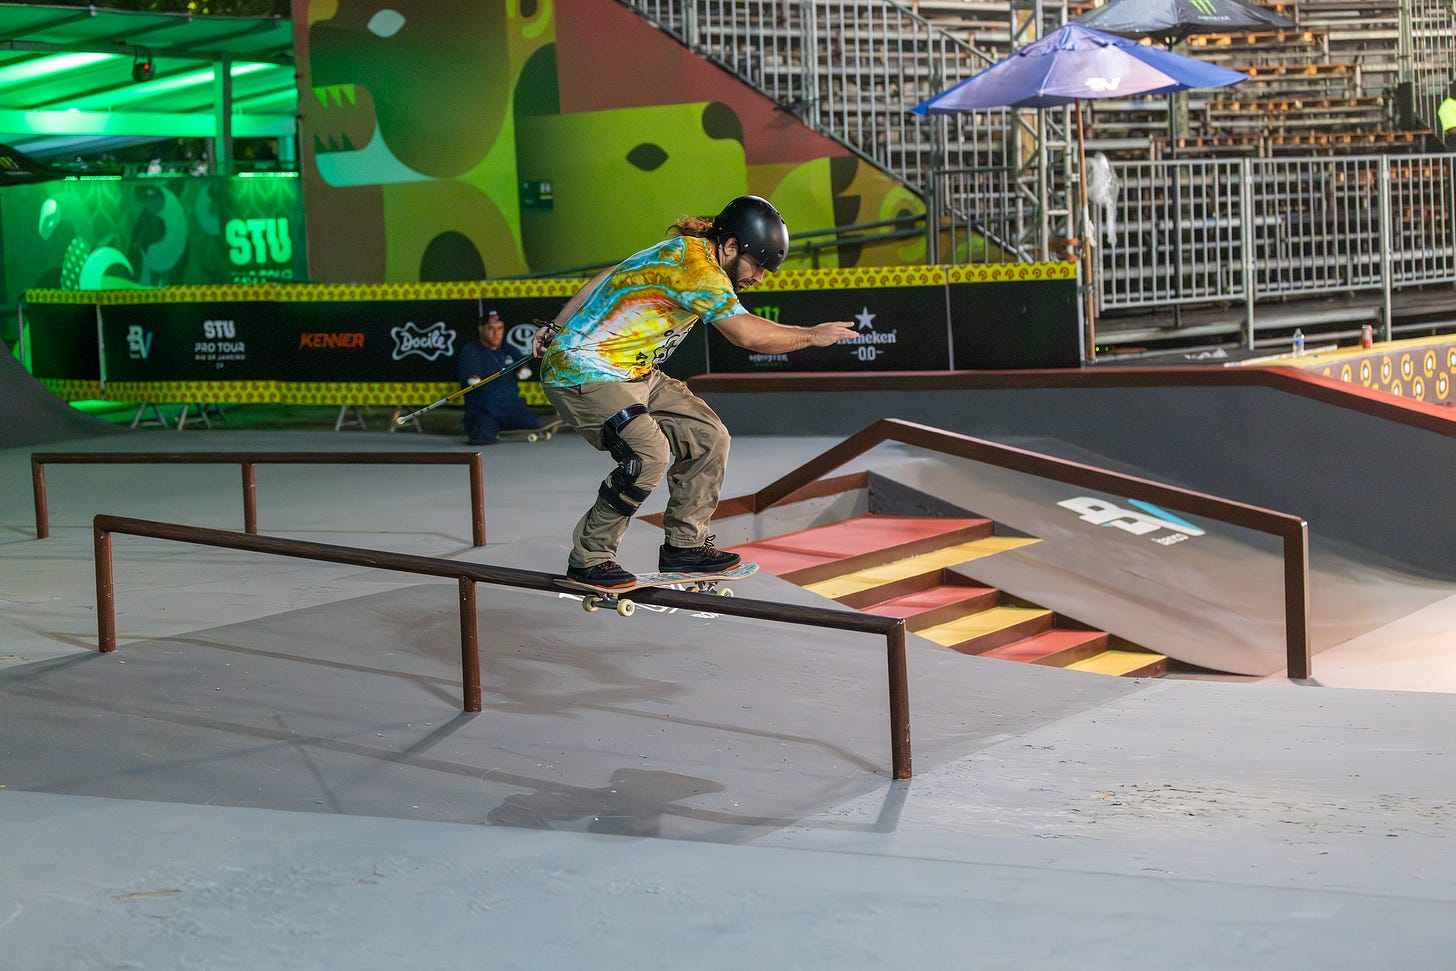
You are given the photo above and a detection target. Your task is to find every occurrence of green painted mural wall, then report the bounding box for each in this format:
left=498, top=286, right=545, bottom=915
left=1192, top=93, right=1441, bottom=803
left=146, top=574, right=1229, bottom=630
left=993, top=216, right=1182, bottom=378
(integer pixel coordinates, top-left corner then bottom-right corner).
left=295, top=0, right=924, bottom=284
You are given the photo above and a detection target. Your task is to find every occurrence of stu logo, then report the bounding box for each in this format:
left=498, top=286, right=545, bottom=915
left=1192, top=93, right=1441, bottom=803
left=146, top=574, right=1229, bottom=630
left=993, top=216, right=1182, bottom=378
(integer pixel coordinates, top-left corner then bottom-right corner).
left=390, top=320, right=457, bottom=362
left=125, top=324, right=152, bottom=360
left=1058, top=497, right=1205, bottom=546
left=226, top=218, right=292, bottom=266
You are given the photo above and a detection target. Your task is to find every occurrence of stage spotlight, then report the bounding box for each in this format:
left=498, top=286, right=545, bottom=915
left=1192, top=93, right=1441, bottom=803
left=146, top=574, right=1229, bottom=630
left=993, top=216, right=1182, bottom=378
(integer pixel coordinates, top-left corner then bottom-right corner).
left=131, top=49, right=154, bottom=83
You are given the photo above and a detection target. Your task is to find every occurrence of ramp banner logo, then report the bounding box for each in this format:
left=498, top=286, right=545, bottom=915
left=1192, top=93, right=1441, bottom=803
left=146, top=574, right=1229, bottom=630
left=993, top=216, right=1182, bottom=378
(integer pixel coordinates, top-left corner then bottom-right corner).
left=390, top=321, right=457, bottom=362
left=1058, top=496, right=1205, bottom=546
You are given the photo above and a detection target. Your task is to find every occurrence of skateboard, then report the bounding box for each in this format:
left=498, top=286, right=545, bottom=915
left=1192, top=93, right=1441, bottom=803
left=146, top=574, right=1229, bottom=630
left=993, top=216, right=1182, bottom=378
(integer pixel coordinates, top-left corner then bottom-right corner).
left=554, top=562, right=759, bottom=617
left=499, top=418, right=566, bottom=443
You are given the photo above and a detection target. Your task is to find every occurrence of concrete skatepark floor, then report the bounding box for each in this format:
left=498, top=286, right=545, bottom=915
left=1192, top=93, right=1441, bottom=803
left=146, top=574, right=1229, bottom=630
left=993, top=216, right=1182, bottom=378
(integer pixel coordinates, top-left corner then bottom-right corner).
left=4, top=420, right=1456, bottom=968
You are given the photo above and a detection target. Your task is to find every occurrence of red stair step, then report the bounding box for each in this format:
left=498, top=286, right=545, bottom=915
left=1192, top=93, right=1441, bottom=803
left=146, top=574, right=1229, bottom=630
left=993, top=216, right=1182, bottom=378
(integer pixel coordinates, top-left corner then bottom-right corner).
left=862, top=584, right=1000, bottom=631
left=730, top=514, right=992, bottom=582
left=979, top=629, right=1110, bottom=666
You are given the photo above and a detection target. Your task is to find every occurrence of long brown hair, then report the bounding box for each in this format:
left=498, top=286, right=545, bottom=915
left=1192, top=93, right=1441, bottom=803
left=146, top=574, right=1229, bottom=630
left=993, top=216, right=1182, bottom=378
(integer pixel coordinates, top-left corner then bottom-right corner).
left=668, top=215, right=715, bottom=239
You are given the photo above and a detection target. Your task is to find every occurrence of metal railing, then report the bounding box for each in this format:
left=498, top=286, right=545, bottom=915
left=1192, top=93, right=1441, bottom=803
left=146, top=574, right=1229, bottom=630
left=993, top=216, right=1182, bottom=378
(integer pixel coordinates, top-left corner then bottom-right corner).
left=623, top=0, right=998, bottom=186
left=32, top=451, right=487, bottom=547
left=91, top=515, right=913, bottom=779
left=623, top=0, right=1456, bottom=336
left=726, top=417, right=1312, bottom=679
left=1088, top=154, right=1456, bottom=341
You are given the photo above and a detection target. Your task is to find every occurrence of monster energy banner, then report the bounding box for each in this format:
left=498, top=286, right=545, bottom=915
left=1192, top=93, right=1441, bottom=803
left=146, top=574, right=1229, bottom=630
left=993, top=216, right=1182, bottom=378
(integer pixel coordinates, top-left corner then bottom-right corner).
left=0, top=143, right=63, bottom=185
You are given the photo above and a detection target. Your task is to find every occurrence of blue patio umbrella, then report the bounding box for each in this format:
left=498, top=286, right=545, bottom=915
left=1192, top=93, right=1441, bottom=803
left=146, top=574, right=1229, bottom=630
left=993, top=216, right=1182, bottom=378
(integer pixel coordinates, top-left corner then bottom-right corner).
left=912, top=24, right=1247, bottom=359
left=911, top=23, right=1246, bottom=114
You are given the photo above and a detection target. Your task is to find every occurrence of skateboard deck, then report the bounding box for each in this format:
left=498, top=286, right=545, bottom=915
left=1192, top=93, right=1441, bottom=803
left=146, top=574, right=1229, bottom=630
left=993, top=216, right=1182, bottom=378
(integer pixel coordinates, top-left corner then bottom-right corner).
left=555, top=562, right=758, bottom=616
left=499, top=418, right=565, bottom=443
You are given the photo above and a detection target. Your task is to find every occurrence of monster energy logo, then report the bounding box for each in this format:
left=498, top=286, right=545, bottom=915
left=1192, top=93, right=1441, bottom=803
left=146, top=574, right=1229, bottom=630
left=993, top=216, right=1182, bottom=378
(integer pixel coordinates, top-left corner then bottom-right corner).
left=1189, top=0, right=1218, bottom=15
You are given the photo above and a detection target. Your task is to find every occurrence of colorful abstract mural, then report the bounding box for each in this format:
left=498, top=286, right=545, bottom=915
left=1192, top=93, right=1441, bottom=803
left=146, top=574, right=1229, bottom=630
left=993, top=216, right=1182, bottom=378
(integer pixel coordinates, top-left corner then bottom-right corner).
left=295, top=0, right=924, bottom=282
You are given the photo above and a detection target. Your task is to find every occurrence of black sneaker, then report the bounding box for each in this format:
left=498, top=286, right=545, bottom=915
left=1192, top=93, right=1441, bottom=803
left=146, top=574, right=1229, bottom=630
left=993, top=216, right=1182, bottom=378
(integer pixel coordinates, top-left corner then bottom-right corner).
left=566, top=560, right=637, bottom=589
left=658, top=535, right=741, bottom=574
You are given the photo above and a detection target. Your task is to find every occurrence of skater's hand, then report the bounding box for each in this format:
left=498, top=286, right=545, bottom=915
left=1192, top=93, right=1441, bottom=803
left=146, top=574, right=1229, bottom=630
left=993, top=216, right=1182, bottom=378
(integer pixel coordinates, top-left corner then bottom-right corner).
left=809, top=321, right=860, bottom=347
left=532, top=322, right=559, bottom=357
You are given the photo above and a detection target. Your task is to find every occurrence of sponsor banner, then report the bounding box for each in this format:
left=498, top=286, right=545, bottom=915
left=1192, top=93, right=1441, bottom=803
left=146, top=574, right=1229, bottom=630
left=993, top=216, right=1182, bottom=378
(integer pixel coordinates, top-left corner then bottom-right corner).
left=707, top=285, right=951, bottom=373
left=101, top=302, right=279, bottom=382
left=281, top=299, right=476, bottom=382
left=948, top=277, right=1080, bottom=369
left=24, top=301, right=99, bottom=383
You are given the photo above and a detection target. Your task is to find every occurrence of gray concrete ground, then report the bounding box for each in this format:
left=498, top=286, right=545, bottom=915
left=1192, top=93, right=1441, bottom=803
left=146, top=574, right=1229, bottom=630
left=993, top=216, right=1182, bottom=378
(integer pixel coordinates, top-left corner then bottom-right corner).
left=3, top=422, right=1456, bottom=969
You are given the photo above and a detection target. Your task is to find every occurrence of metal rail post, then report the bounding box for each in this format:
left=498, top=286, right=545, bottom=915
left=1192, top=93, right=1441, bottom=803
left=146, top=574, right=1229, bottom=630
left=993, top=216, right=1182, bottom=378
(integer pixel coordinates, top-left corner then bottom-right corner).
left=887, top=620, right=910, bottom=779
left=95, top=523, right=115, bottom=653
left=468, top=453, right=486, bottom=547
left=242, top=462, right=258, bottom=534
left=31, top=456, right=49, bottom=539
left=459, top=578, right=482, bottom=712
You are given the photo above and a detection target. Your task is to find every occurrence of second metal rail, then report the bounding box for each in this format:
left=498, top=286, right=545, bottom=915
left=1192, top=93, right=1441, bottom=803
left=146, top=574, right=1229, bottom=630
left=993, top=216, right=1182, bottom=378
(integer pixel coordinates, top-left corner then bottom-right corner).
left=739, top=417, right=1313, bottom=680
left=32, top=451, right=487, bottom=546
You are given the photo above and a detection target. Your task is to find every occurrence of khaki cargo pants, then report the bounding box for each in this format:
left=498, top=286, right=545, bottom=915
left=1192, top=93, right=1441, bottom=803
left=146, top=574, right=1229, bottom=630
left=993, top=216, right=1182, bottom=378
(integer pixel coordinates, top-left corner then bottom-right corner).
left=543, top=369, right=730, bottom=570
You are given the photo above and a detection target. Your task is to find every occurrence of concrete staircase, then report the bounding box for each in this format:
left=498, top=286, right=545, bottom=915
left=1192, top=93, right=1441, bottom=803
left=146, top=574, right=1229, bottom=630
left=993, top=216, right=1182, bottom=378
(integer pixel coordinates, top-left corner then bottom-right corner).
left=729, top=513, right=1166, bottom=678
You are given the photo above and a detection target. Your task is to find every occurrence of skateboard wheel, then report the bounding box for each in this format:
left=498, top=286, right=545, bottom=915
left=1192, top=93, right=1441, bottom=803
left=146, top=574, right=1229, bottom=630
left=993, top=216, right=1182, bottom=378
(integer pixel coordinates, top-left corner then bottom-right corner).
left=527, top=433, right=539, bottom=443
left=616, top=599, right=635, bottom=617
left=582, top=596, right=599, bottom=613
left=717, top=587, right=734, bottom=597
left=543, top=432, right=553, bottom=440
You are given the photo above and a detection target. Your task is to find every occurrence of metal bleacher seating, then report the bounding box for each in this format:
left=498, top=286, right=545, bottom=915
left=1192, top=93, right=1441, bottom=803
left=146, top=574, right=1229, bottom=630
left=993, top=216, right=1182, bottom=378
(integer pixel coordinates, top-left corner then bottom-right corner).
left=913, top=0, right=1432, bottom=159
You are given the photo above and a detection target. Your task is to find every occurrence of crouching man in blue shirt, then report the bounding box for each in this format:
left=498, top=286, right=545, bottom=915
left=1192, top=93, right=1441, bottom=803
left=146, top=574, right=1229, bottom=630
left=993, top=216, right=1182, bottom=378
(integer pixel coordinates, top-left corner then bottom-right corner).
left=457, top=311, right=540, bottom=445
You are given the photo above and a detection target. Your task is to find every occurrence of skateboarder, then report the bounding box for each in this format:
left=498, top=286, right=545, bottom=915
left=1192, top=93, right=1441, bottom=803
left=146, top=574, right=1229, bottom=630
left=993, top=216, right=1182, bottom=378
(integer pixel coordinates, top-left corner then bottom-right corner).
left=534, top=194, right=858, bottom=590
left=458, top=309, right=540, bottom=445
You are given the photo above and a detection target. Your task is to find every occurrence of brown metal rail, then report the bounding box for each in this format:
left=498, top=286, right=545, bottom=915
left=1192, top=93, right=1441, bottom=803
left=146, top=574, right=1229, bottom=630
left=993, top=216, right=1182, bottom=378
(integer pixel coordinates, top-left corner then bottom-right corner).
left=737, top=418, right=1313, bottom=680
left=33, top=451, right=487, bottom=546
left=92, top=514, right=913, bottom=779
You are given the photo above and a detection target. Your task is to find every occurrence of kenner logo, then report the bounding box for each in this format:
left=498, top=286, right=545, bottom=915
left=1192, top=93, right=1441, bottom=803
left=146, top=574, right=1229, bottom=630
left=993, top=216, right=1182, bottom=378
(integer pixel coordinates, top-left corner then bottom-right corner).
left=1057, top=497, right=1205, bottom=546
left=390, top=320, right=457, bottom=362
left=125, top=324, right=152, bottom=360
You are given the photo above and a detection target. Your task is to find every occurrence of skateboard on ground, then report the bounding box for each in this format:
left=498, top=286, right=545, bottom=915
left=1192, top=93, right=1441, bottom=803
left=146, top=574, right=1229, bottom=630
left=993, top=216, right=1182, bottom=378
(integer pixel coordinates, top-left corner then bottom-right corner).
left=499, top=418, right=566, bottom=443
left=554, top=562, right=759, bottom=616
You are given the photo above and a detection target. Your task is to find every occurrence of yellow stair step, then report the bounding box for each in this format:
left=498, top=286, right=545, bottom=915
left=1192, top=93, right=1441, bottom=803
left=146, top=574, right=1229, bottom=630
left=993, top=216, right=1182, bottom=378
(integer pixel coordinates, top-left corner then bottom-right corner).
left=1065, top=649, right=1168, bottom=677
left=804, top=536, right=1040, bottom=600
left=917, top=606, right=1050, bottom=649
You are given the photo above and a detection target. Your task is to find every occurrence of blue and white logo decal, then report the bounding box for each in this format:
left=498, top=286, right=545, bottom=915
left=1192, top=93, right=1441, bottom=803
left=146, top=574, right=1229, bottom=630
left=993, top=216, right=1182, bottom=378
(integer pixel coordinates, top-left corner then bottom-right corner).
left=1057, top=497, right=1205, bottom=546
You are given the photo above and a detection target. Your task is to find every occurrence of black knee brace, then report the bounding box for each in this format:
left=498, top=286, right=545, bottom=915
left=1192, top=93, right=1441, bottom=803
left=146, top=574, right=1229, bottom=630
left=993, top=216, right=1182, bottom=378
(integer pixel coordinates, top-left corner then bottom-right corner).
left=598, top=404, right=652, bottom=516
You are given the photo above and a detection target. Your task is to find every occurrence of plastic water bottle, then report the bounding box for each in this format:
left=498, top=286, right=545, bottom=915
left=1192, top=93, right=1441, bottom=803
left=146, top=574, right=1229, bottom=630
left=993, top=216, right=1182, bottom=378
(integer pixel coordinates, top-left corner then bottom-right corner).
left=1292, top=328, right=1305, bottom=358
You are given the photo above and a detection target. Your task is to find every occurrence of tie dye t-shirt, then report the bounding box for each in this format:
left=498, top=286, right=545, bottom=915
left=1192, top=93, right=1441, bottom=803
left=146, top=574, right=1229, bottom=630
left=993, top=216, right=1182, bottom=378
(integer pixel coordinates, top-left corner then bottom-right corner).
left=543, top=236, right=746, bottom=386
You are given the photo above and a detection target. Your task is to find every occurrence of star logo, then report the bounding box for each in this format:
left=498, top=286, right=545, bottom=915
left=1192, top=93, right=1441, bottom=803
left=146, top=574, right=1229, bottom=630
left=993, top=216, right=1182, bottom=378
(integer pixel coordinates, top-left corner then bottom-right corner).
left=854, top=307, right=876, bottom=330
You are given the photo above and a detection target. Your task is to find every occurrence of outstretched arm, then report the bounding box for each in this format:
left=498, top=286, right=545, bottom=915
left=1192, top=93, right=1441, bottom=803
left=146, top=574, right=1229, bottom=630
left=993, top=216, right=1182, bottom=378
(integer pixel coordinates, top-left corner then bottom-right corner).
left=710, top=313, right=859, bottom=354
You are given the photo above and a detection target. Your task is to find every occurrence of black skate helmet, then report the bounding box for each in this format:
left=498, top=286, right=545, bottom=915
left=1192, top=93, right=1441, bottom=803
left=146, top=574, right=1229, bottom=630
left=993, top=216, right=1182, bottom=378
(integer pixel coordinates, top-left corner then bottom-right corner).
left=711, top=195, right=789, bottom=272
